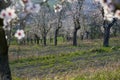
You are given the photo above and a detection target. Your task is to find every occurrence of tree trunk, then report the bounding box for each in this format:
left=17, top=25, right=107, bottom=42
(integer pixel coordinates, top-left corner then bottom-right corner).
left=49, top=37, right=53, bottom=43
left=113, top=28, right=117, bottom=37
left=0, top=1, right=12, bottom=79
left=103, top=27, right=110, bottom=47
left=43, top=35, right=47, bottom=46
left=103, top=19, right=117, bottom=47
left=0, top=26, right=12, bottom=80
left=73, top=29, right=78, bottom=46
left=34, top=34, right=39, bottom=44
left=72, top=16, right=80, bottom=46
left=54, top=29, right=59, bottom=46
left=36, top=39, right=39, bottom=44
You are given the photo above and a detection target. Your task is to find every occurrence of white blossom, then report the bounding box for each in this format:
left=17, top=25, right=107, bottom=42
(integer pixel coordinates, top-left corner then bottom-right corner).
left=43, top=0, right=47, bottom=2
left=0, top=9, right=7, bottom=19
left=6, top=7, right=17, bottom=19
left=54, top=4, right=62, bottom=13
left=14, top=29, right=25, bottom=40
left=67, top=0, right=77, bottom=3
left=114, top=10, right=120, bottom=19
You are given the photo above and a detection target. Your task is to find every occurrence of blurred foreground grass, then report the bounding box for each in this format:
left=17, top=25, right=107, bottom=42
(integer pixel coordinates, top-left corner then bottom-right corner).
left=9, top=37, right=120, bottom=80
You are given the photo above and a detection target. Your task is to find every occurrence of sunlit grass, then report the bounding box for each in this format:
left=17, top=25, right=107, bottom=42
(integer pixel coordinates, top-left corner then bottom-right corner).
left=9, top=37, right=120, bottom=80
left=12, top=63, right=120, bottom=80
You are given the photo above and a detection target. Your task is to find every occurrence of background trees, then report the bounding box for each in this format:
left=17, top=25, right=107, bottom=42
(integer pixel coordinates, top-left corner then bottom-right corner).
left=33, top=1, right=53, bottom=46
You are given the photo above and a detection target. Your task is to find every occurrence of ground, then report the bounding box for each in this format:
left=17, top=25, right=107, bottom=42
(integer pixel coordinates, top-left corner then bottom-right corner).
left=8, top=37, right=120, bottom=80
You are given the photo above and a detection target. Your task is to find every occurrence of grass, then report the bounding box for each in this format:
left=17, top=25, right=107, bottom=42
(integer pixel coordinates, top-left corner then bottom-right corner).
left=73, top=64, right=120, bottom=80
left=9, top=37, right=120, bottom=80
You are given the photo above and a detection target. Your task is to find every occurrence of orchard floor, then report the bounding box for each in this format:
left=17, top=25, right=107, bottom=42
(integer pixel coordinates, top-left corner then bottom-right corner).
left=9, top=37, right=120, bottom=80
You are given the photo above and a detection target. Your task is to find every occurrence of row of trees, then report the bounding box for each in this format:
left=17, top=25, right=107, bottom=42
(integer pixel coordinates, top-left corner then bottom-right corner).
left=23, top=0, right=120, bottom=47
left=28, top=0, right=85, bottom=46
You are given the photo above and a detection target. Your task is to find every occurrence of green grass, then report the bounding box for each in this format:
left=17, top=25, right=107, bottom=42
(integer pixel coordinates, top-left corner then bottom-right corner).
left=74, top=67, right=120, bottom=80
left=9, top=37, right=120, bottom=80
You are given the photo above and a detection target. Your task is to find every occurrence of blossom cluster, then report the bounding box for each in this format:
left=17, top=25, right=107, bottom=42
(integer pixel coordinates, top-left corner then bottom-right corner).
left=54, top=0, right=78, bottom=13
left=54, top=4, right=62, bottom=13
left=0, top=7, right=17, bottom=27
left=0, top=0, right=40, bottom=40
left=95, top=0, right=120, bottom=21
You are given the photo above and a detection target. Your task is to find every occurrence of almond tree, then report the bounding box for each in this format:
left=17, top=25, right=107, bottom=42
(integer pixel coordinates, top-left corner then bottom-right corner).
left=53, top=2, right=63, bottom=46
left=0, top=0, right=40, bottom=79
left=66, top=0, right=85, bottom=46
left=94, top=0, right=120, bottom=47
left=0, top=0, right=12, bottom=79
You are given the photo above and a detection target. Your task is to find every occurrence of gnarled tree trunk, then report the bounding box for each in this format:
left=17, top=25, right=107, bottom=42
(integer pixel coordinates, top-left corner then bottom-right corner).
left=54, top=28, right=60, bottom=46
left=73, top=17, right=80, bottom=46
left=103, top=26, right=110, bottom=47
left=43, top=35, right=47, bottom=46
left=101, top=7, right=117, bottom=47
left=73, top=29, right=77, bottom=46
left=0, top=19, right=11, bottom=80
left=0, top=0, right=12, bottom=79
left=103, top=19, right=117, bottom=47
